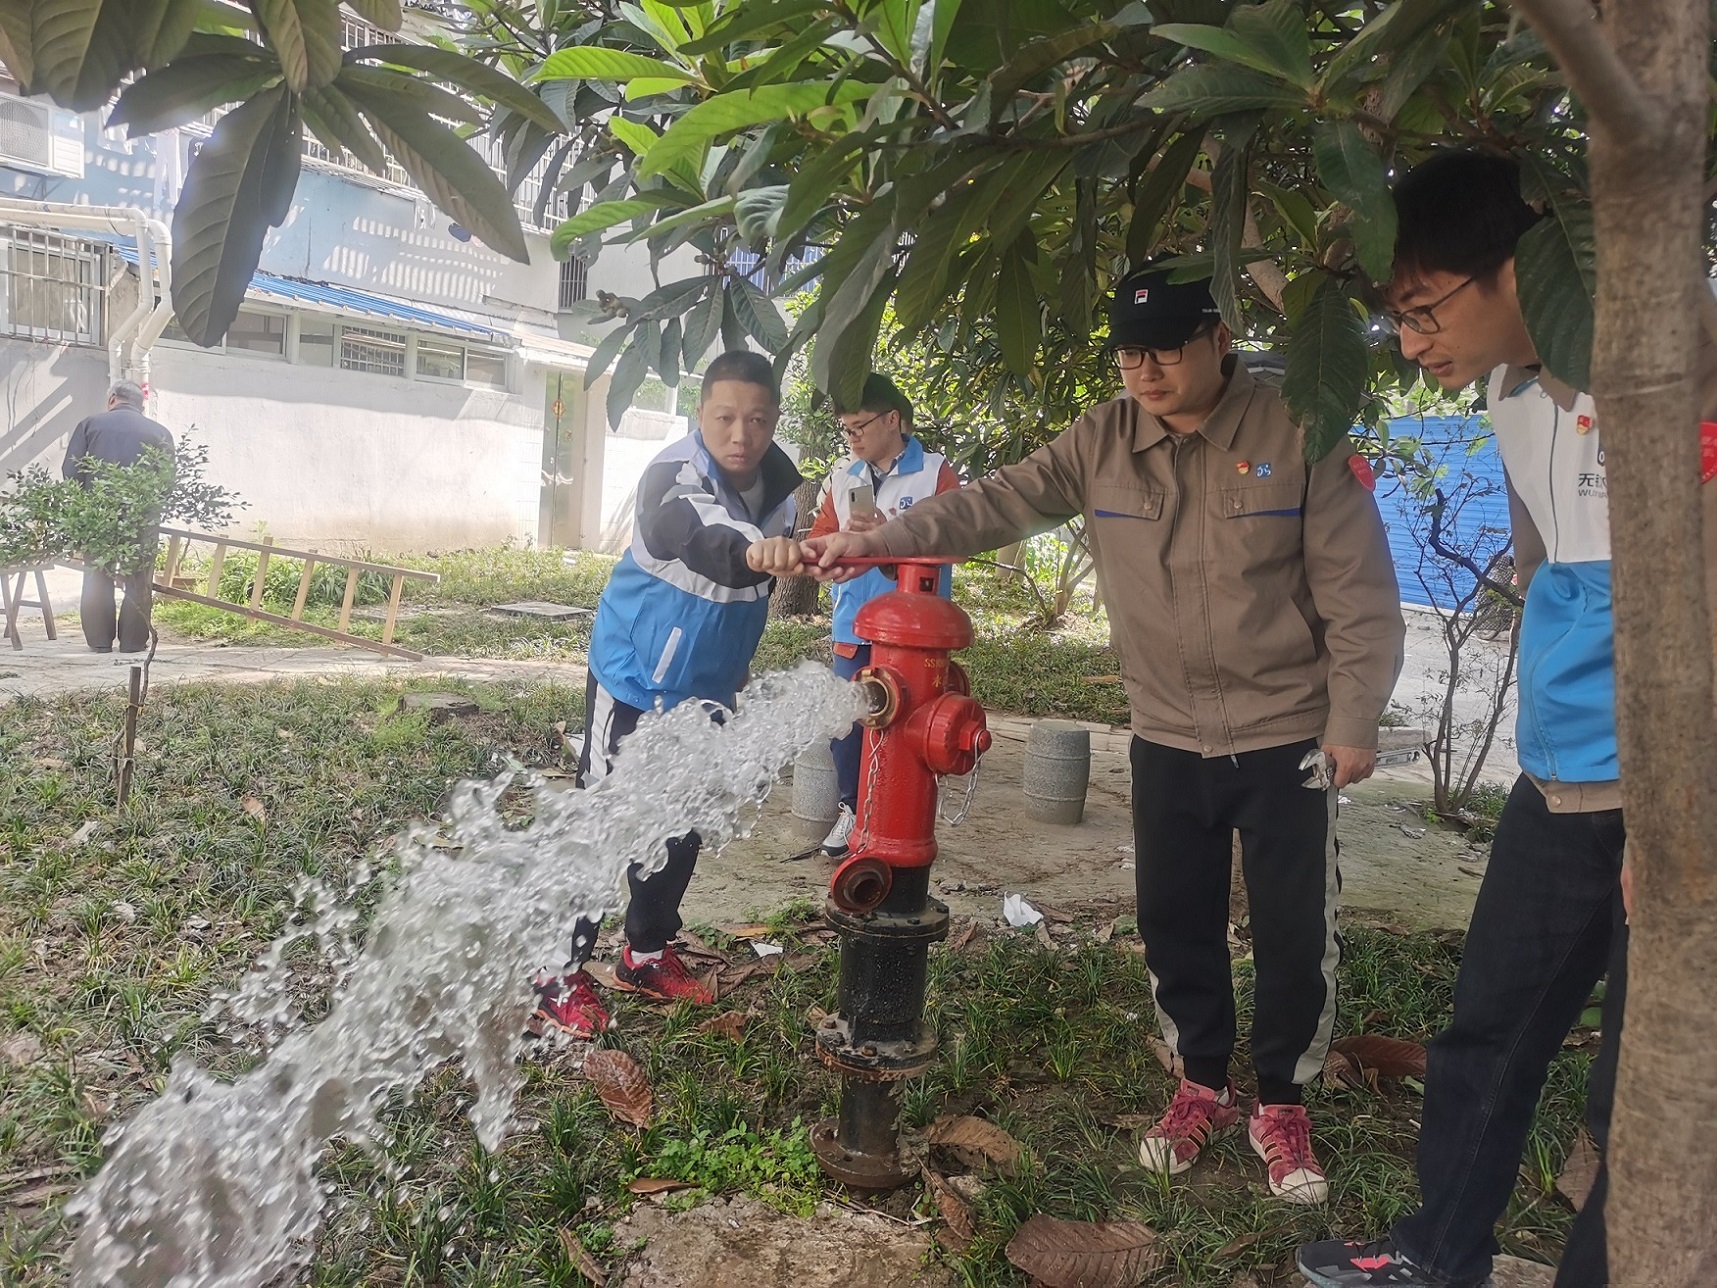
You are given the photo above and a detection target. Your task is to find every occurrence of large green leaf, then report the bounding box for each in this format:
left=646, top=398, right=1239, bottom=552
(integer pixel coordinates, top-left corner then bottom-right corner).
left=582, top=322, right=635, bottom=392
left=345, top=0, right=403, bottom=31
left=1137, top=63, right=1306, bottom=116
left=251, top=0, right=342, bottom=92
left=1209, top=136, right=1247, bottom=331
left=639, top=81, right=871, bottom=179
left=551, top=195, right=681, bottom=256
left=680, top=0, right=827, bottom=56
left=534, top=47, right=699, bottom=84
left=0, top=4, right=34, bottom=86
left=1126, top=127, right=1205, bottom=267
left=339, top=64, right=485, bottom=125
left=30, top=0, right=136, bottom=110
left=134, top=0, right=202, bottom=70
left=1225, top=0, right=1314, bottom=87
left=171, top=85, right=302, bottom=346
left=682, top=286, right=723, bottom=368
left=987, top=15, right=1145, bottom=115
left=301, top=84, right=388, bottom=174
left=993, top=237, right=1041, bottom=375
left=608, top=341, right=651, bottom=429
left=349, top=44, right=568, bottom=133
left=1312, top=119, right=1396, bottom=281
left=1515, top=205, right=1594, bottom=391
left=731, top=277, right=790, bottom=351
left=893, top=184, right=981, bottom=332
left=735, top=185, right=789, bottom=244
left=1281, top=273, right=1368, bottom=460
left=109, top=53, right=280, bottom=137
left=820, top=267, right=897, bottom=407
left=341, top=81, right=530, bottom=263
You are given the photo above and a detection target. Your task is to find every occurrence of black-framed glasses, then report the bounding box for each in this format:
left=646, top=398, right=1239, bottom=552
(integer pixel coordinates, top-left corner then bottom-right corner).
left=840, top=413, right=890, bottom=435
left=1111, top=325, right=1213, bottom=370
left=1382, top=277, right=1475, bottom=336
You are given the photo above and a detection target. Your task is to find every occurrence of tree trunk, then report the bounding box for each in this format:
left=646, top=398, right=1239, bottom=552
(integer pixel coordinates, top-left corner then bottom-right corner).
left=1513, top=0, right=1717, bottom=1278
left=771, top=476, right=825, bottom=619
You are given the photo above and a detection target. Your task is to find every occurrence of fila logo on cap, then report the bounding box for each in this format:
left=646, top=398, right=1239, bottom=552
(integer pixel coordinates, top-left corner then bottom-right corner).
left=1133, top=288, right=1150, bottom=304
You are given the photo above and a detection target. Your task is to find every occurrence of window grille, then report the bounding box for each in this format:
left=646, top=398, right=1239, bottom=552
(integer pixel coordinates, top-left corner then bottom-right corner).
left=0, top=229, right=105, bottom=345
left=558, top=255, right=588, bottom=310
left=340, top=325, right=407, bottom=376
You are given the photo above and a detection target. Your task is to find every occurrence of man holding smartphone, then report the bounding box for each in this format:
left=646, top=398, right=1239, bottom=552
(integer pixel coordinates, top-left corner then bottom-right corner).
left=805, top=373, right=960, bottom=856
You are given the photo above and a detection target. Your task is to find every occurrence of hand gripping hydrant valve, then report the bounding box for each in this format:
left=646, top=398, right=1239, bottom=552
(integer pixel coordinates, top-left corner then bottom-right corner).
left=810, top=558, right=992, bottom=1189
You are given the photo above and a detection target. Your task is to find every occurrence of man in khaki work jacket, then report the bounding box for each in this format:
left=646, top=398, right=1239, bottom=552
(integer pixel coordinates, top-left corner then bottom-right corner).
left=806, top=266, right=1405, bottom=1204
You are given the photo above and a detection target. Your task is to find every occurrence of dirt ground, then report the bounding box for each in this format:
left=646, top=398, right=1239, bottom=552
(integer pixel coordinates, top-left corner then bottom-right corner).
left=679, top=730, right=1493, bottom=937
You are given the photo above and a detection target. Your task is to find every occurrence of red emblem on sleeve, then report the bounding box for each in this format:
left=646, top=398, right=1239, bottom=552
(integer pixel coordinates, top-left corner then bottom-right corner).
left=1348, top=454, right=1376, bottom=492
left=1703, top=421, right=1717, bottom=484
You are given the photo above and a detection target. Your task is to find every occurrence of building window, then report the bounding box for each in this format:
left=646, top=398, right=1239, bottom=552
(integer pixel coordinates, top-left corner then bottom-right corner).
left=464, top=349, right=508, bottom=390
left=0, top=229, right=104, bottom=345
left=416, top=337, right=465, bottom=380
left=558, top=256, right=588, bottom=310
left=226, top=309, right=285, bottom=355
left=340, top=325, right=406, bottom=376
left=297, top=317, right=336, bottom=366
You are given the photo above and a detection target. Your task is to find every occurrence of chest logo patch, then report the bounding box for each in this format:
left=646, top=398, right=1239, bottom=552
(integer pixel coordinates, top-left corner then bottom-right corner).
left=1254, top=462, right=1272, bottom=479
left=1347, top=454, right=1376, bottom=492
left=1576, top=414, right=1594, bottom=434
left=1134, top=288, right=1150, bottom=304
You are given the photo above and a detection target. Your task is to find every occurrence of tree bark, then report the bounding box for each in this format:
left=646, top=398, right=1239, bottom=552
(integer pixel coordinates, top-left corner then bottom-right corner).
left=1509, top=0, right=1717, bottom=1279
left=771, top=476, right=825, bottom=618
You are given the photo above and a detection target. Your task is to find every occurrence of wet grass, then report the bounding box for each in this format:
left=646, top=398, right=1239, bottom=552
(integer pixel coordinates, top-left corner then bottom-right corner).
left=0, top=674, right=1589, bottom=1284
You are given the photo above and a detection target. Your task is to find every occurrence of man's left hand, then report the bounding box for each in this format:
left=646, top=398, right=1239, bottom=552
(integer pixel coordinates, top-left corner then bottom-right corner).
left=1321, top=744, right=1377, bottom=789
left=746, top=536, right=805, bottom=575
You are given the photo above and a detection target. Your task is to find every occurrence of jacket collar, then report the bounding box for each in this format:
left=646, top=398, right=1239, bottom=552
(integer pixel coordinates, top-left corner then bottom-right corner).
left=1497, top=363, right=1582, bottom=411
left=692, top=433, right=804, bottom=514
left=845, top=434, right=926, bottom=479
left=1130, top=357, right=1255, bottom=453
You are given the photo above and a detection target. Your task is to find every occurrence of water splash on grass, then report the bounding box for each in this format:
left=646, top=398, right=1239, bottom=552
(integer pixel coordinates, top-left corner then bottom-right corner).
left=66, top=662, right=865, bottom=1287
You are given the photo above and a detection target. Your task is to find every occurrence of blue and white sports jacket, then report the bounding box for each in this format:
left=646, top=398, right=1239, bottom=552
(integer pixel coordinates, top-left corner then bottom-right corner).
left=588, top=432, right=802, bottom=713
left=1489, top=365, right=1618, bottom=804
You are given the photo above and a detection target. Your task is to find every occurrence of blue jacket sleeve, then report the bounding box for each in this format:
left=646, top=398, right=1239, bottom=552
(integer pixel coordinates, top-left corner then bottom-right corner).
left=634, top=458, right=772, bottom=590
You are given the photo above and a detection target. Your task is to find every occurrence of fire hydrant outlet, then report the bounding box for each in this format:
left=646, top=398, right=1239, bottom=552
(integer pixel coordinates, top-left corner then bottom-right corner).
left=916, top=692, right=990, bottom=778
left=829, top=855, right=893, bottom=914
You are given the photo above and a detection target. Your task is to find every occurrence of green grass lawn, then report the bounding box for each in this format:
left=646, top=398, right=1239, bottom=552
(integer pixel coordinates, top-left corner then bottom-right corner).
left=153, top=546, right=1134, bottom=726
left=0, top=680, right=1588, bottom=1285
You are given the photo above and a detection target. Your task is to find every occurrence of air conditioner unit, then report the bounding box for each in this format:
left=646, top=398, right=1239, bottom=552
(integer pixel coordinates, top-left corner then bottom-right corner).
left=0, top=93, right=85, bottom=179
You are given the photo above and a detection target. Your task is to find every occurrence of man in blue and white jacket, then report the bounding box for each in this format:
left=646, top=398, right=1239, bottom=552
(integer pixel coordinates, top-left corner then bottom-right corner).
left=529, top=350, right=806, bottom=1039
left=1301, top=151, right=1717, bottom=1288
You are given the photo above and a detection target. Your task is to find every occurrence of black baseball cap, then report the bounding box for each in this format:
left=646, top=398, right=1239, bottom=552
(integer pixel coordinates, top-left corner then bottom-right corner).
left=1106, top=266, right=1222, bottom=350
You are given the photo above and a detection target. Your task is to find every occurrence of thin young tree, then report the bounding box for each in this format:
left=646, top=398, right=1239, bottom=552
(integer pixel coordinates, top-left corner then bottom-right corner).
left=1505, top=0, right=1717, bottom=1278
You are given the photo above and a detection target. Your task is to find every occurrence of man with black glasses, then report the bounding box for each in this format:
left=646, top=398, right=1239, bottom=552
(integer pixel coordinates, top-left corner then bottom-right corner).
left=807, top=264, right=1404, bottom=1204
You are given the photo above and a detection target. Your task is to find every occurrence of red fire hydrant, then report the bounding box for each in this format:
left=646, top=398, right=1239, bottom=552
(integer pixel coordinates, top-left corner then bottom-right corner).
left=811, top=558, right=992, bottom=1189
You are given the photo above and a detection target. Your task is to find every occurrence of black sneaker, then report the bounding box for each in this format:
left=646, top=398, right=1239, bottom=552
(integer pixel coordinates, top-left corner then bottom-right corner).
left=1297, top=1238, right=1493, bottom=1287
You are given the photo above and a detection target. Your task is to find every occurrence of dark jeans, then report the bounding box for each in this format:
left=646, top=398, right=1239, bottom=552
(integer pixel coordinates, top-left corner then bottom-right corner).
left=1394, top=776, right=1626, bottom=1287
left=830, top=644, right=871, bottom=810
left=80, top=562, right=155, bottom=652
left=567, top=673, right=703, bottom=967
left=1132, top=736, right=1341, bottom=1104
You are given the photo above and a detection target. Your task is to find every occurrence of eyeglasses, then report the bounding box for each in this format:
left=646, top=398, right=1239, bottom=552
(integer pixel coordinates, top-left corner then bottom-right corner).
left=1382, top=277, right=1475, bottom=336
left=840, top=413, right=890, bottom=435
left=1111, top=326, right=1212, bottom=369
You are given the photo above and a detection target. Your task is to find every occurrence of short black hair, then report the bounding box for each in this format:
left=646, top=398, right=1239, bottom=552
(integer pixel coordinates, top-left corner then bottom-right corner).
left=833, top=372, right=913, bottom=425
left=700, top=349, right=779, bottom=404
left=1391, top=150, right=1543, bottom=284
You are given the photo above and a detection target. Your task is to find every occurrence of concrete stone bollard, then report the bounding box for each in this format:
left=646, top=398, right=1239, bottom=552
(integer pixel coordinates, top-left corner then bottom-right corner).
left=1023, top=720, right=1091, bottom=825
left=790, top=740, right=842, bottom=840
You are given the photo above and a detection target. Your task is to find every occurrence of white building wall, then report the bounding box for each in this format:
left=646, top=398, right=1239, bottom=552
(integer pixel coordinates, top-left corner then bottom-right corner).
left=146, top=345, right=546, bottom=553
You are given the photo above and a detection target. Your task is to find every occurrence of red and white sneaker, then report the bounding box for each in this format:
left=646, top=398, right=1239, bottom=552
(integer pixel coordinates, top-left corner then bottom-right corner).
left=1249, top=1102, right=1329, bottom=1204
left=614, top=944, right=715, bottom=1004
left=528, top=969, right=612, bottom=1039
left=1138, top=1078, right=1240, bottom=1175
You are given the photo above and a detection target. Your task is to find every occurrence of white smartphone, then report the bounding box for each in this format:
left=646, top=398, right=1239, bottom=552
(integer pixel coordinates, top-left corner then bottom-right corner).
left=848, top=481, right=878, bottom=521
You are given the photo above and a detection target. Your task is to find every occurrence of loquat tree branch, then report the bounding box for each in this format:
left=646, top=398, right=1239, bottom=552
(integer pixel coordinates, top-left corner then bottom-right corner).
left=1505, top=0, right=1661, bottom=144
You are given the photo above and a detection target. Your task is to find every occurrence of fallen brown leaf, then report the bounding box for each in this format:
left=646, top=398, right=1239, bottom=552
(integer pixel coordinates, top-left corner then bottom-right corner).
left=1322, top=1048, right=1369, bottom=1091
left=923, top=1170, right=977, bottom=1253
left=926, top=1115, right=1031, bottom=1176
left=582, top=1049, right=653, bottom=1128
left=1102, top=1112, right=1155, bottom=1130
left=1213, top=1231, right=1262, bottom=1259
left=718, top=963, right=762, bottom=990
left=947, top=919, right=978, bottom=952
left=1034, top=920, right=1056, bottom=950
left=625, top=1176, right=695, bottom=1196
left=1004, top=1213, right=1163, bottom=1287
left=1147, top=1036, right=1182, bottom=1078
left=1330, top=1034, right=1428, bottom=1079
left=1556, top=1128, right=1600, bottom=1210
left=1037, top=904, right=1074, bottom=924
left=1095, top=919, right=1116, bottom=944
left=726, top=923, right=773, bottom=939
left=0, top=1032, right=43, bottom=1069
left=695, top=1011, right=750, bottom=1041
left=241, top=796, right=266, bottom=821
left=557, top=1228, right=607, bottom=1285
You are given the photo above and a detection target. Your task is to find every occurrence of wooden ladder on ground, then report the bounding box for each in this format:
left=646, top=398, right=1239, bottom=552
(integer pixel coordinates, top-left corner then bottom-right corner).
left=154, top=528, right=439, bottom=661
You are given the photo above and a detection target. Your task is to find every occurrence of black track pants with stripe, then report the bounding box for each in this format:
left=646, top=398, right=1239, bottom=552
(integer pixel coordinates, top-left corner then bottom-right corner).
left=1132, top=736, right=1340, bottom=1103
